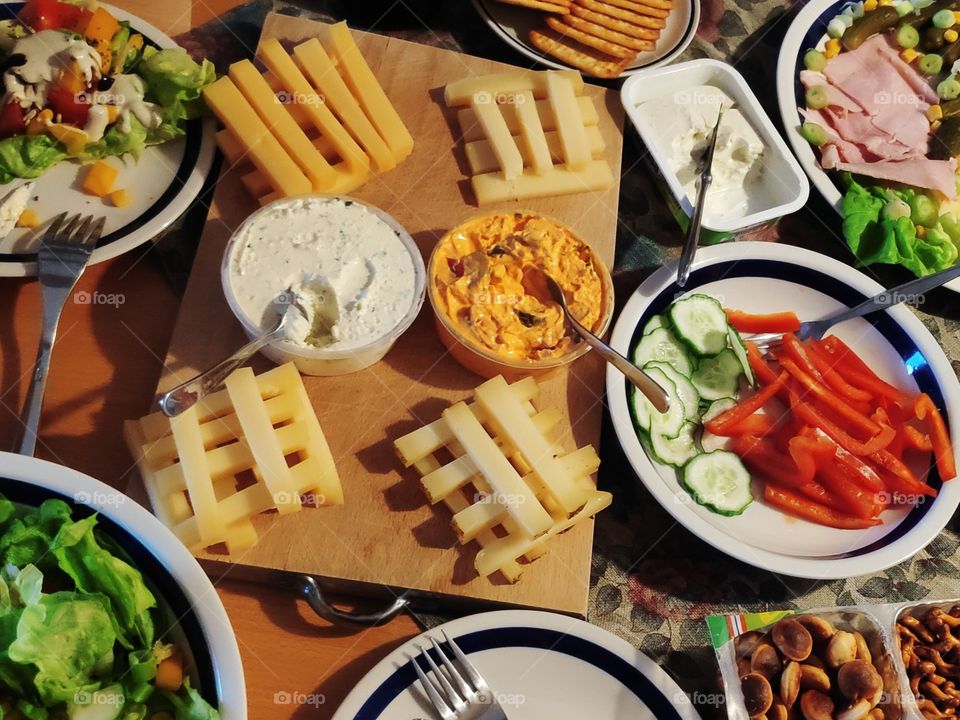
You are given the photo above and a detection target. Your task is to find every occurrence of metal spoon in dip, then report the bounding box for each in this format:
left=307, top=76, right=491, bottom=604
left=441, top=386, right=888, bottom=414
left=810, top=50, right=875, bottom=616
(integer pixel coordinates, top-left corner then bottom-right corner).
left=158, top=287, right=311, bottom=417
left=539, top=272, right=671, bottom=413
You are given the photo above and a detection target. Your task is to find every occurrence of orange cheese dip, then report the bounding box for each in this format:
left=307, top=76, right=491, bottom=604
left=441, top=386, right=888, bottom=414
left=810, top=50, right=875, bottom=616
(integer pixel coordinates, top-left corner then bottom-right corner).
left=431, top=212, right=605, bottom=361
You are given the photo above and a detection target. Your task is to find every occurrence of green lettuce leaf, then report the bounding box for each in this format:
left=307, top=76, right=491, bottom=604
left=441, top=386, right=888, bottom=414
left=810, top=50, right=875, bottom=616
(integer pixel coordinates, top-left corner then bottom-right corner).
left=51, top=516, right=156, bottom=650
left=7, top=592, right=116, bottom=705
left=139, top=46, right=215, bottom=127
left=157, top=681, right=219, bottom=720
left=123, top=648, right=157, bottom=704
left=0, top=135, right=67, bottom=185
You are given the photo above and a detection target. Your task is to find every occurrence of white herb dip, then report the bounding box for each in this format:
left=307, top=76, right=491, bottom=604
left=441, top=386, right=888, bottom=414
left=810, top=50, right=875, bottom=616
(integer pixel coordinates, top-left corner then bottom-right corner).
left=227, top=197, right=418, bottom=351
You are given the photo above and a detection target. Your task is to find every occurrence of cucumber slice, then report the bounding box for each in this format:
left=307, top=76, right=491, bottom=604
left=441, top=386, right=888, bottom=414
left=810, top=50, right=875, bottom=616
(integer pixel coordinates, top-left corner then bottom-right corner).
left=699, top=398, right=737, bottom=453
left=650, top=422, right=698, bottom=467
left=691, top=349, right=742, bottom=401
left=632, top=327, right=695, bottom=377
left=727, top=326, right=755, bottom=387
left=681, top=451, right=754, bottom=516
left=630, top=384, right=653, bottom=432
left=645, top=360, right=700, bottom=421
left=634, top=365, right=685, bottom=438
left=642, top=314, right=665, bottom=336
left=668, top=294, right=729, bottom=357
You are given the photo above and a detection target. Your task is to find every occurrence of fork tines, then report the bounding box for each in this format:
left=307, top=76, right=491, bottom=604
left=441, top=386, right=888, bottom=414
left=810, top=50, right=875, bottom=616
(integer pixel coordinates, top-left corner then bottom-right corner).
left=411, top=631, right=492, bottom=719
left=41, top=212, right=105, bottom=253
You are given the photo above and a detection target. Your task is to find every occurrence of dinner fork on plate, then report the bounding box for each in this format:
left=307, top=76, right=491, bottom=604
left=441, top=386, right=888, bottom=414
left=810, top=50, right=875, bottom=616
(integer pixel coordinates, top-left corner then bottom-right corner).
left=411, top=630, right=508, bottom=719
left=746, top=261, right=960, bottom=350
left=16, top=212, right=105, bottom=456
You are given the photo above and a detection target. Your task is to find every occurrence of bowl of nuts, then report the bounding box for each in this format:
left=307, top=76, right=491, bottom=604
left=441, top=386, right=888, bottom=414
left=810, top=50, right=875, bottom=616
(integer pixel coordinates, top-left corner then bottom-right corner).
left=730, top=613, right=902, bottom=720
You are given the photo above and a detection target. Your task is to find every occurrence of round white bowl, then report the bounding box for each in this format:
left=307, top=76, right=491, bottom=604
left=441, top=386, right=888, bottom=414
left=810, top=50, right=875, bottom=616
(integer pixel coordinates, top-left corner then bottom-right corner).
left=221, top=195, right=427, bottom=376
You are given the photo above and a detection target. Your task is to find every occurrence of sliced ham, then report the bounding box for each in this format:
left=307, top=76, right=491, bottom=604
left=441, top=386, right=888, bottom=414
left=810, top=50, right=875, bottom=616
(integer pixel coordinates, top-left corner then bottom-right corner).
left=830, top=156, right=957, bottom=198
left=870, top=34, right=940, bottom=105
left=799, top=70, right=863, bottom=113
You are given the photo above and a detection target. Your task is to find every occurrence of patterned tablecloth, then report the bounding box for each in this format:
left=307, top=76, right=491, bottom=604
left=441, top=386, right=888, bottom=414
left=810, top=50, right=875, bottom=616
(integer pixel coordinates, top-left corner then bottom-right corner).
left=170, top=1, right=960, bottom=716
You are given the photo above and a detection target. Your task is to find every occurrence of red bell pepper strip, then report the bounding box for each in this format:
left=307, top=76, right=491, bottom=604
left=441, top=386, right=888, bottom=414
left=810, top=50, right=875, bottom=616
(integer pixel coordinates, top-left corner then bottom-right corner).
left=779, top=357, right=881, bottom=437
left=904, top=426, right=934, bottom=452
left=745, top=341, right=779, bottom=386
left=915, top=394, right=957, bottom=481
left=821, top=337, right=912, bottom=405
left=734, top=435, right=813, bottom=488
left=805, top=339, right=872, bottom=403
left=724, top=309, right=801, bottom=335
left=801, top=427, right=886, bottom=493
left=871, top=449, right=937, bottom=497
left=762, top=484, right=881, bottom=529
left=704, top=373, right=787, bottom=436
left=786, top=382, right=895, bottom=456
left=781, top=333, right=822, bottom=380
left=725, top=413, right=776, bottom=437
left=0, top=102, right=25, bottom=140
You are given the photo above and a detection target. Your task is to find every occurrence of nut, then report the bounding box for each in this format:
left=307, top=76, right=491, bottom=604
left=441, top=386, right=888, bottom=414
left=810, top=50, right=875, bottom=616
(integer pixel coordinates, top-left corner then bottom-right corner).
left=799, top=664, right=831, bottom=693
left=838, top=660, right=883, bottom=701
left=772, top=619, right=813, bottom=662
left=752, top=643, right=783, bottom=680
left=780, top=661, right=800, bottom=708
left=736, top=630, right=766, bottom=659
left=796, top=615, right=837, bottom=648
left=799, top=689, right=835, bottom=720
left=741, top=672, right=774, bottom=717
left=827, top=631, right=859, bottom=668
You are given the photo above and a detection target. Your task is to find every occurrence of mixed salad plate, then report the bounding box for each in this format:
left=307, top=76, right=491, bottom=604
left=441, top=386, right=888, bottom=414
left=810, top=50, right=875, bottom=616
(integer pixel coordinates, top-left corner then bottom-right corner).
left=778, top=0, right=960, bottom=287
left=607, top=241, right=960, bottom=579
left=0, top=1, right=215, bottom=276
left=0, top=452, right=245, bottom=719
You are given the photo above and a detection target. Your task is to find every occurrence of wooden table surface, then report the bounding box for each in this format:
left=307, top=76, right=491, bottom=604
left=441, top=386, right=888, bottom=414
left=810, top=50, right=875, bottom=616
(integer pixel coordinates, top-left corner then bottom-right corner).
left=0, top=1, right=421, bottom=717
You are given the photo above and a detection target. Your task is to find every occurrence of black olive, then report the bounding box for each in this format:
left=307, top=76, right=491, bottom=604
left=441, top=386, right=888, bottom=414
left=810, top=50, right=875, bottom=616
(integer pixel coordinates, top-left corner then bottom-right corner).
left=516, top=310, right=540, bottom=327
left=1, top=53, right=26, bottom=72
left=488, top=245, right=509, bottom=257
left=96, top=76, right=114, bottom=91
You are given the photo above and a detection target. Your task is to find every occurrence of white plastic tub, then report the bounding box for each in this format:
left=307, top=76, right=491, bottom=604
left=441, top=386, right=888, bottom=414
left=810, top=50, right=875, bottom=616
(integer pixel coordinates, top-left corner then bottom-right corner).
left=621, top=59, right=810, bottom=237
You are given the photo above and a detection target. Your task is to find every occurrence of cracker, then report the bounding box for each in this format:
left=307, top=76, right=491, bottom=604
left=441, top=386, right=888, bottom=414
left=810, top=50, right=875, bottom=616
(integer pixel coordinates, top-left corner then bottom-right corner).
left=598, top=0, right=672, bottom=19
left=569, top=5, right=659, bottom=39
left=560, top=13, right=655, bottom=51
left=545, top=16, right=636, bottom=58
left=528, top=28, right=630, bottom=78
left=577, top=0, right=667, bottom=29
left=497, top=0, right=571, bottom=12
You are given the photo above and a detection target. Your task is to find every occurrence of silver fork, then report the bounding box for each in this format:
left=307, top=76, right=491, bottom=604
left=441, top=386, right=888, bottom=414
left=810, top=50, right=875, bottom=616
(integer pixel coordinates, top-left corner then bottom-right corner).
left=17, top=212, right=105, bottom=456
left=411, top=630, right=507, bottom=719
left=748, top=261, right=960, bottom=350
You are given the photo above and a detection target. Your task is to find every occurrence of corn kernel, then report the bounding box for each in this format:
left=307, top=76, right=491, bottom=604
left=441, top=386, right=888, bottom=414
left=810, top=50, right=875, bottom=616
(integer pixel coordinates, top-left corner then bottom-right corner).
left=16, top=209, right=39, bottom=228
left=928, top=104, right=944, bottom=122
left=932, top=119, right=943, bottom=131
left=108, top=188, right=132, bottom=208
left=864, top=0, right=878, bottom=9
left=879, top=0, right=894, bottom=5
left=947, top=28, right=959, bottom=43
left=955, top=10, right=960, bottom=24
left=917, top=225, right=927, bottom=237
left=901, top=47, right=920, bottom=63
left=825, top=38, right=842, bottom=58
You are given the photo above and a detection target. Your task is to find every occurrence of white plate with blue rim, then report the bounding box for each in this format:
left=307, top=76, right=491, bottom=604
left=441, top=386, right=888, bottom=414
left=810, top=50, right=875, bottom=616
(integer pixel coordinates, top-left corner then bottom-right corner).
left=331, top=610, right=699, bottom=719
left=0, top=451, right=246, bottom=718
left=607, top=241, right=960, bottom=580
left=775, top=0, right=960, bottom=292
left=0, top=2, right=215, bottom=277
left=470, top=0, right=700, bottom=77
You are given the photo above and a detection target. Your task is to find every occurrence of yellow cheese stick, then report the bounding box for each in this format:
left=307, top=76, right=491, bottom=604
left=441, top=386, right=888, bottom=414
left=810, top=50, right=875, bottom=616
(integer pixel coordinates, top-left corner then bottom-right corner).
left=169, top=407, right=228, bottom=547
left=546, top=71, right=589, bottom=172
left=445, top=69, right=584, bottom=106
left=228, top=59, right=336, bottom=189
left=472, top=160, right=613, bottom=204
left=513, top=91, right=551, bottom=175
left=293, top=38, right=395, bottom=173
left=471, top=93, right=523, bottom=181
left=318, top=22, right=414, bottom=163
left=203, top=76, right=311, bottom=198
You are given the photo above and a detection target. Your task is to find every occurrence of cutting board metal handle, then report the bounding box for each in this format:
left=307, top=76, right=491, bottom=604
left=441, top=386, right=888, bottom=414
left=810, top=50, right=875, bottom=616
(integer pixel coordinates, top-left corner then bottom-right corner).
left=298, top=575, right=409, bottom=626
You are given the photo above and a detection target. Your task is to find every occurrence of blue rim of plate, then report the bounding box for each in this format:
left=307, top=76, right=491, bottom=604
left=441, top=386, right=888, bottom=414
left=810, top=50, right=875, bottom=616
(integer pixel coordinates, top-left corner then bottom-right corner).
left=0, top=476, right=219, bottom=707
left=624, top=258, right=945, bottom=558
left=471, top=0, right=700, bottom=76
left=0, top=2, right=205, bottom=263
left=351, top=626, right=685, bottom=719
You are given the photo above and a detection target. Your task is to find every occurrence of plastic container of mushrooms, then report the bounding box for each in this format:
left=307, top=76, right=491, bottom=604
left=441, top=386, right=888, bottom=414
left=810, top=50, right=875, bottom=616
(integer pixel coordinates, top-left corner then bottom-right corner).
left=710, top=600, right=960, bottom=720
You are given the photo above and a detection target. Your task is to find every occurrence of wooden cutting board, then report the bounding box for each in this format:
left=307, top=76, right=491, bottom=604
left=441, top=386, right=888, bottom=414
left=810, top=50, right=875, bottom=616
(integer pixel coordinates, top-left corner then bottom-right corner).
left=139, top=12, right=625, bottom=617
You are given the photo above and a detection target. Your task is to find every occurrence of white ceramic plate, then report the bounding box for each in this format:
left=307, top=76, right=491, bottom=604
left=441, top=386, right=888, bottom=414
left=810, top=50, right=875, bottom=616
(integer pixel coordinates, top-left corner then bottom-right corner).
left=607, top=241, right=960, bottom=579
left=0, top=452, right=246, bottom=718
left=0, top=2, right=216, bottom=277
left=470, top=0, right=700, bottom=77
left=331, top=610, right=699, bottom=719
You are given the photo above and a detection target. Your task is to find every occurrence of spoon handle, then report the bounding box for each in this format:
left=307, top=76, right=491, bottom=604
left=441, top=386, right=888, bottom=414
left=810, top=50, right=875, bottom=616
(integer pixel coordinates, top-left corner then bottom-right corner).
left=567, top=315, right=671, bottom=413
left=158, top=327, right=281, bottom=417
